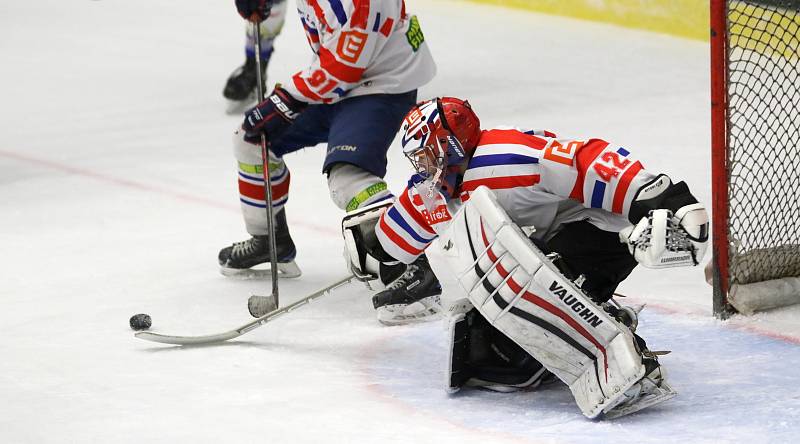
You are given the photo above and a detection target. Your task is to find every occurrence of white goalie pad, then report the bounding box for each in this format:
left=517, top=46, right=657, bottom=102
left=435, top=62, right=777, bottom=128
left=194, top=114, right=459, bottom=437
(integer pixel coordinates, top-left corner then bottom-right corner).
left=437, top=186, right=658, bottom=419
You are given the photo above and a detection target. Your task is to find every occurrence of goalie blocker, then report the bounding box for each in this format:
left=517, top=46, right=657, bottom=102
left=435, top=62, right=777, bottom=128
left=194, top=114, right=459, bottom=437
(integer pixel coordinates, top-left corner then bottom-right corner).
left=439, top=186, right=676, bottom=419
left=342, top=201, right=443, bottom=325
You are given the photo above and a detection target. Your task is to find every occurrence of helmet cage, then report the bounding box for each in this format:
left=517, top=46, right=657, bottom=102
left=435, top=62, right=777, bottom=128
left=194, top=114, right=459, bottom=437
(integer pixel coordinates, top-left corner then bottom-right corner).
left=401, top=99, right=467, bottom=193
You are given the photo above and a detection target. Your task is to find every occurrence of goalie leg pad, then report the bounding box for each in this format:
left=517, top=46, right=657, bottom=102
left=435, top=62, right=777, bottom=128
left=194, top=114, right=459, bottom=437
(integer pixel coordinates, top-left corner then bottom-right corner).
left=438, top=186, right=671, bottom=419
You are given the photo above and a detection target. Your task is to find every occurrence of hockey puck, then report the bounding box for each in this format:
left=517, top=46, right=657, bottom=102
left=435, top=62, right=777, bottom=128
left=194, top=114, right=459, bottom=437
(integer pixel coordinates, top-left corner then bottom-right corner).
left=129, top=313, right=152, bottom=331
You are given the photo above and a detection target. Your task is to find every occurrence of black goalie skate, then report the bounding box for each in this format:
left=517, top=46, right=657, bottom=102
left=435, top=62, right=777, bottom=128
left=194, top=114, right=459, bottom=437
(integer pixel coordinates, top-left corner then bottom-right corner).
left=603, top=354, right=677, bottom=419
left=372, top=255, right=443, bottom=326
left=223, top=57, right=267, bottom=115
left=218, top=210, right=301, bottom=278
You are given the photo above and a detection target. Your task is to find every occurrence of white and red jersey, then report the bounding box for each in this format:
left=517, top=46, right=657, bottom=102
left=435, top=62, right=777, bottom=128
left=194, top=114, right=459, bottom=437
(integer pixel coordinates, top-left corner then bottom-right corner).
left=283, top=0, right=436, bottom=104
left=376, top=127, right=659, bottom=264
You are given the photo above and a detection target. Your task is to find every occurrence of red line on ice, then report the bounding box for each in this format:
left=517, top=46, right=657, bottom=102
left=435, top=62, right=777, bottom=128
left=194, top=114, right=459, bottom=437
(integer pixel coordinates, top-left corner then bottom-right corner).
left=0, top=149, right=338, bottom=236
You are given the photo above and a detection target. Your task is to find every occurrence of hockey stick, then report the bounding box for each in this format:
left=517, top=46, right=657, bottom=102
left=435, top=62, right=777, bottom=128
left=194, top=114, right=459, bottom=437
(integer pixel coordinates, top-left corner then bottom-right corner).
left=134, top=275, right=354, bottom=345
left=252, top=19, right=280, bottom=313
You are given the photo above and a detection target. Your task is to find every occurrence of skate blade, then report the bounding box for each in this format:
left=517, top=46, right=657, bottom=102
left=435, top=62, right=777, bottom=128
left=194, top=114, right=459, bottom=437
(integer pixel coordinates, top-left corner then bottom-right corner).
left=603, top=380, right=677, bottom=419
left=219, top=261, right=302, bottom=279
left=376, top=297, right=443, bottom=326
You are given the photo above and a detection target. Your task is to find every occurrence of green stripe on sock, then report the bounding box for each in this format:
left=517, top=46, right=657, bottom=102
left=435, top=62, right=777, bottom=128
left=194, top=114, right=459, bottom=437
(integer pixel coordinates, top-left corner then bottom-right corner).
left=238, top=161, right=284, bottom=175
left=346, top=182, right=388, bottom=212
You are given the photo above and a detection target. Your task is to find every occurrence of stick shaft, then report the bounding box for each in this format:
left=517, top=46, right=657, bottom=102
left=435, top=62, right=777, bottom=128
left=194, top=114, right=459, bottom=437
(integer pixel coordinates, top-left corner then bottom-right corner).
left=134, top=275, right=354, bottom=345
left=253, top=21, right=280, bottom=305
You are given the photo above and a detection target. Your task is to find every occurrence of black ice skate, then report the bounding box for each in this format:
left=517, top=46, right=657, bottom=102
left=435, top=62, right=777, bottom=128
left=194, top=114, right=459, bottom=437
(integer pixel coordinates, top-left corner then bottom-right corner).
left=223, top=57, right=267, bottom=115
left=218, top=210, right=301, bottom=279
left=372, top=255, right=442, bottom=326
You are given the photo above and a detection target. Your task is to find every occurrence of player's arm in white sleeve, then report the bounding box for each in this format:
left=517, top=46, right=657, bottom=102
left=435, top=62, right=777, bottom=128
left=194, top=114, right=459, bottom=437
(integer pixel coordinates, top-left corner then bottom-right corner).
left=554, top=140, right=709, bottom=268
left=374, top=185, right=438, bottom=264
left=282, top=1, right=392, bottom=104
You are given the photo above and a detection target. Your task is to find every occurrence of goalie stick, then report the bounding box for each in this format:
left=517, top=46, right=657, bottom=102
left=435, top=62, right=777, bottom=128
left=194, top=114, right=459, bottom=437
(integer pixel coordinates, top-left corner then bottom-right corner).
left=134, top=275, right=354, bottom=345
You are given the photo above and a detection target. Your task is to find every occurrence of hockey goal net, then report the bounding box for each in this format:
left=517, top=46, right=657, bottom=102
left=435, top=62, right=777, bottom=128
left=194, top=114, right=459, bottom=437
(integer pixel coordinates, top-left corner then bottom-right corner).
left=711, top=0, right=800, bottom=317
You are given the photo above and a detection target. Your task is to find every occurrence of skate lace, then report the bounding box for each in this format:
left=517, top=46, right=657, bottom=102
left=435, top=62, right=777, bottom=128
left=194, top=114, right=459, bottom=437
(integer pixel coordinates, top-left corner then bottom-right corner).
left=231, top=237, right=262, bottom=258
left=387, top=264, right=419, bottom=290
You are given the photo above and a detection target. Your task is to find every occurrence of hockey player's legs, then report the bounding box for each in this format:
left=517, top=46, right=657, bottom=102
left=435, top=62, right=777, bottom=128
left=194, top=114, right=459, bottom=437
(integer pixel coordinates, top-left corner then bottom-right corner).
left=322, top=91, right=418, bottom=178
left=322, top=92, right=418, bottom=212
left=269, top=104, right=333, bottom=157
left=218, top=121, right=329, bottom=278
left=241, top=102, right=333, bottom=220
left=545, top=221, right=638, bottom=303
left=327, top=163, right=392, bottom=211
left=233, top=125, right=329, bottom=235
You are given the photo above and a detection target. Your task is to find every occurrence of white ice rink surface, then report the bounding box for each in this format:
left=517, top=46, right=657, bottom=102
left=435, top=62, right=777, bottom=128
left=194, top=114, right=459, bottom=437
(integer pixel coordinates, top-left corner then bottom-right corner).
left=2, top=1, right=800, bottom=442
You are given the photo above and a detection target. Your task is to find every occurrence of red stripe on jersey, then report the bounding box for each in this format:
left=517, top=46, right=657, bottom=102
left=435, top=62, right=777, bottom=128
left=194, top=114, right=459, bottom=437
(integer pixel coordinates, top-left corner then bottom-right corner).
left=306, top=30, right=320, bottom=45
left=612, top=161, right=644, bottom=214
left=568, top=139, right=609, bottom=201
left=292, top=74, right=326, bottom=102
left=379, top=214, right=424, bottom=256
left=318, top=79, right=338, bottom=96
left=460, top=174, right=541, bottom=192
left=480, top=223, right=608, bottom=381
left=480, top=129, right=547, bottom=151
left=379, top=17, right=394, bottom=36
left=318, top=46, right=366, bottom=83
left=398, top=189, right=436, bottom=234
left=238, top=176, right=290, bottom=202
left=308, top=0, right=330, bottom=30
left=401, top=1, right=406, bottom=18
left=351, top=0, right=370, bottom=29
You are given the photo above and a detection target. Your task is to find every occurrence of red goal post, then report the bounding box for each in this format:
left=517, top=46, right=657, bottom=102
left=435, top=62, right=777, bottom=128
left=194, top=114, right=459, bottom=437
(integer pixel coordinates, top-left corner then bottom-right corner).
left=710, top=0, right=800, bottom=318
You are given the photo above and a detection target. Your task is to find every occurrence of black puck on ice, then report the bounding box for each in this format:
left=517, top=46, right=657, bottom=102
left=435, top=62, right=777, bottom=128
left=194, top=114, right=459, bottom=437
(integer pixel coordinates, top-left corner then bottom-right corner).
left=129, top=313, right=152, bottom=331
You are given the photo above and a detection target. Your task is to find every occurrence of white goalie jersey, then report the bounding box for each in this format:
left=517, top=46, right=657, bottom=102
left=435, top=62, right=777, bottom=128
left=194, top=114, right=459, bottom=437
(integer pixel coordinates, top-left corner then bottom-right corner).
left=376, top=128, right=659, bottom=264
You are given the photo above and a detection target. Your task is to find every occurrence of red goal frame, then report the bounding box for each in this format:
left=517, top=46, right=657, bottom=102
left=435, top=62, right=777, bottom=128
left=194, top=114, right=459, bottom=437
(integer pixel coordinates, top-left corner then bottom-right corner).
left=710, top=0, right=734, bottom=318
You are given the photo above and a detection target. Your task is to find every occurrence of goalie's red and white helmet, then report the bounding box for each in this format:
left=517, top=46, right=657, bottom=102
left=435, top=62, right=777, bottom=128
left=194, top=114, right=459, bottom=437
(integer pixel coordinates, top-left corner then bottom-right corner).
left=400, top=97, right=481, bottom=196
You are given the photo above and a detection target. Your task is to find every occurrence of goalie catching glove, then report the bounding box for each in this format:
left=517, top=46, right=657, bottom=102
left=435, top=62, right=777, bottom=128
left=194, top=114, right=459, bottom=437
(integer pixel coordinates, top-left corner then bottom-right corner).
left=621, top=175, right=709, bottom=268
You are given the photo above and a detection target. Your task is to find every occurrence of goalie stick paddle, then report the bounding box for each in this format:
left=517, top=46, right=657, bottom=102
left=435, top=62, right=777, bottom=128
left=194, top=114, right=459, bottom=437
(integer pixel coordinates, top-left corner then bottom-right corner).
left=134, top=275, right=354, bottom=346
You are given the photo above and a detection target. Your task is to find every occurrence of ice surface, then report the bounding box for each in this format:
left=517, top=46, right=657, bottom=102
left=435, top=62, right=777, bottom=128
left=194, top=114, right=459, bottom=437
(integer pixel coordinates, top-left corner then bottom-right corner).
left=2, top=1, right=799, bottom=442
